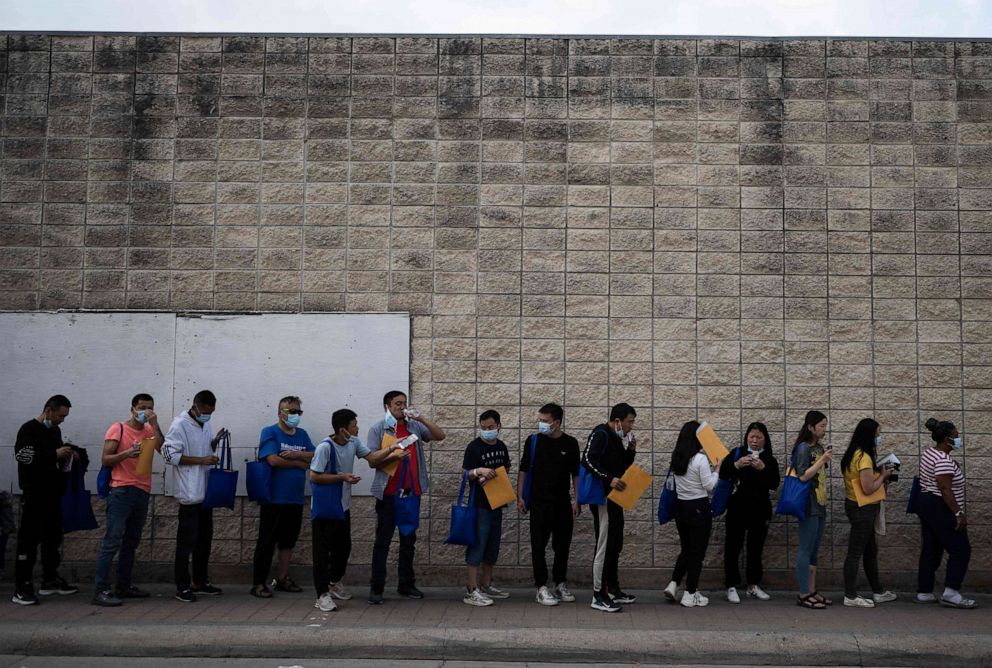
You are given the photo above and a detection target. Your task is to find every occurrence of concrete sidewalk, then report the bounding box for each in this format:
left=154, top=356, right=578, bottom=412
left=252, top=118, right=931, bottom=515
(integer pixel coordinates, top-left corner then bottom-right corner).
left=0, top=585, right=989, bottom=666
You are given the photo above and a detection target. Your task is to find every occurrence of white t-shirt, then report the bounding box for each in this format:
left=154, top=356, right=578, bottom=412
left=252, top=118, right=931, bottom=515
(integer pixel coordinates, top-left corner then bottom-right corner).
left=310, top=436, right=371, bottom=511
left=674, top=451, right=719, bottom=501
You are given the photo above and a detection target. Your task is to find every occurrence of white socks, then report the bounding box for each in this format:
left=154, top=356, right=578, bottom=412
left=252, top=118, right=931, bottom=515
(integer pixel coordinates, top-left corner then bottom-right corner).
left=943, top=587, right=962, bottom=604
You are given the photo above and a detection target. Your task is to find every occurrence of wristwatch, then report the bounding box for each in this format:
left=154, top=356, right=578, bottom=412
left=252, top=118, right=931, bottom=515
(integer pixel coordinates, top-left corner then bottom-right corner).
left=955, top=510, right=965, bottom=517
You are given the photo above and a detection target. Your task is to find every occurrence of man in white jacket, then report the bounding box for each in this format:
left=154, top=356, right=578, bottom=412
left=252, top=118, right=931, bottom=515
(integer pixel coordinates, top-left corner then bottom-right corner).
left=162, top=390, right=220, bottom=603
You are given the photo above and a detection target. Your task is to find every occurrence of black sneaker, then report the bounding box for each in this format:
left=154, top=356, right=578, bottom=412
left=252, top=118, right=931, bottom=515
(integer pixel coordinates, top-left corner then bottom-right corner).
left=175, top=589, right=197, bottom=603
left=38, top=577, right=78, bottom=596
left=191, top=582, right=222, bottom=596
left=11, top=586, right=38, bottom=606
left=92, top=590, right=122, bottom=607
left=612, top=589, right=637, bottom=604
left=249, top=584, right=273, bottom=599
left=115, top=585, right=150, bottom=599
left=590, top=591, right=621, bottom=612
left=272, top=576, right=302, bottom=593
left=397, top=585, right=424, bottom=599
left=368, top=589, right=384, bottom=605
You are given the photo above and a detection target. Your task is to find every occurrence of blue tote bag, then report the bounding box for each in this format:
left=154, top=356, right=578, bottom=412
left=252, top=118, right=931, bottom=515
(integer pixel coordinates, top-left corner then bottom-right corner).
left=97, top=422, right=124, bottom=499
left=578, top=427, right=610, bottom=506
left=203, top=431, right=238, bottom=510
left=520, top=434, right=538, bottom=508
left=62, top=464, right=99, bottom=533
left=245, top=451, right=272, bottom=504
left=906, top=475, right=921, bottom=515
left=394, top=457, right=421, bottom=536
left=444, top=471, right=477, bottom=546
left=657, top=468, right=677, bottom=525
left=711, top=447, right=744, bottom=518
left=311, top=439, right=346, bottom=521
left=774, top=448, right=812, bottom=521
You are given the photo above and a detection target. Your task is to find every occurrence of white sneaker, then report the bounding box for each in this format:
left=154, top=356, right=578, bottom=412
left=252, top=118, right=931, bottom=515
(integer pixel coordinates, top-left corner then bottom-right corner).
left=726, top=587, right=741, bottom=604
left=915, top=592, right=937, bottom=604
left=480, top=584, right=509, bottom=599
left=314, top=593, right=337, bottom=612
left=663, top=580, right=678, bottom=602
left=843, top=596, right=875, bottom=608
left=747, top=585, right=771, bottom=601
left=328, top=581, right=352, bottom=601
left=694, top=591, right=709, bottom=607
left=463, top=588, right=493, bottom=607
left=554, top=582, right=575, bottom=602
left=536, top=586, right=559, bottom=606
left=872, top=590, right=897, bottom=604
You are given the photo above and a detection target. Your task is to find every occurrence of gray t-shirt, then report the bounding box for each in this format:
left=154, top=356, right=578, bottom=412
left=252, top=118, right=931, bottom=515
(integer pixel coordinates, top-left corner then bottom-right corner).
left=793, top=441, right=827, bottom=518
left=310, top=436, right=372, bottom=511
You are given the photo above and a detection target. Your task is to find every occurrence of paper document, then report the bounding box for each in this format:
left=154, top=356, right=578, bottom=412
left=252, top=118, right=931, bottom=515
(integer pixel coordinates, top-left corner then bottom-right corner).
left=696, top=421, right=730, bottom=466
left=380, top=434, right=401, bottom=477
left=606, top=464, right=652, bottom=511
left=482, top=466, right=516, bottom=509
left=134, top=438, right=157, bottom=476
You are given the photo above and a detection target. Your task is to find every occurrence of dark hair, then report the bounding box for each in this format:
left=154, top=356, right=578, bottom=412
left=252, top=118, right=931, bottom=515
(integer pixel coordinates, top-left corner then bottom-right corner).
left=383, top=390, right=406, bottom=406
left=670, top=420, right=702, bottom=476
left=131, top=393, right=154, bottom=408
left=539, top=403, right=563, bottom=423
left=192, top=390, right=216, bottom=407
left=609, top=402, right=636, bottom=422
left=44, top=395, right=71, bottom=411
left=278, top=395, right=301, bottom=407
left=841, top=418, right=880, bottom=472
left=479, top=409, right=501, bottom=425
left=925, top=417, right=956, bottom=444
left=743, top=422, right=772, bottom=455
left=332, top=408, right=357, bottom=434
left=793, top=410, right=827, bottom=448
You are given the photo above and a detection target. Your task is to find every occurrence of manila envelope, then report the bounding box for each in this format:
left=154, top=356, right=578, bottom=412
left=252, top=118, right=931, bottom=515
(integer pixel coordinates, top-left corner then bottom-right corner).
left=854, top=474, right=887, bottom=507
left=482, top=466, right=516, bottom=509
left=135, top=438, right=158, bottom=476
left=696, top=421, right=730, bottom=466
left=379, top=433, right=403, bottom=477
left=607, top=464, right=652, bottom=511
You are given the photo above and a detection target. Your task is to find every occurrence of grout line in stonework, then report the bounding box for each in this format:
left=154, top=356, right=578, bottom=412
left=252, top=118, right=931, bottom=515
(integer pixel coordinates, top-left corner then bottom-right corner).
left=211, top=41, right=220, bottom=313
left=300, top=37, right=311, bottom=313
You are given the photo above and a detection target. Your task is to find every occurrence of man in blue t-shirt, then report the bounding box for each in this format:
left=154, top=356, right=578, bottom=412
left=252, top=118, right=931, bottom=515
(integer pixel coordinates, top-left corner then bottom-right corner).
left=250, top=396, right=315, bottom=598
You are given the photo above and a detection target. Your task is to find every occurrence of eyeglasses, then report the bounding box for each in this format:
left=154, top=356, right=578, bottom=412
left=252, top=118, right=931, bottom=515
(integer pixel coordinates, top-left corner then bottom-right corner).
left=281, top=408, right=304, bottom=416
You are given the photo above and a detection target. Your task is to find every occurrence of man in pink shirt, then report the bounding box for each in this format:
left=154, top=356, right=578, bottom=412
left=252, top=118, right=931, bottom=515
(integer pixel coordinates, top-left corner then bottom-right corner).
left=91, top=393, right=164, bottom=606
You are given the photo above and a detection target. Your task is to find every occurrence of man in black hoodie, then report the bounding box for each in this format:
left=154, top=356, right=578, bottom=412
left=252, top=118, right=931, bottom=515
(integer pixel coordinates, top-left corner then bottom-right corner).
left=12, top=395, right=80, bottom=605
left=582, top=402, right=637, bottom=612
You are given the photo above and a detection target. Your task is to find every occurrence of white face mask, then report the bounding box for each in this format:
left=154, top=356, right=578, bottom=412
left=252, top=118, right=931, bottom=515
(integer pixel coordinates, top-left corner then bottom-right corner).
left=952, top=436, right=963, bottom=450
left=538, top=421, right=553, bottom=435
left=874, top=436, right=882, bottom=447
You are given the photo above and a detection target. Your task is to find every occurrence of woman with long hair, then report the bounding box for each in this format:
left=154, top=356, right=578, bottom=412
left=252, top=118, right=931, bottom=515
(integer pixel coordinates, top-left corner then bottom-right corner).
left=792, top=410, right=832, bottom=609
left=719, top=422, right=780, bottom=604
left=662, top=420, right=720, bottom=607
left=839, top=418, right=896, bottom=607
left=917, top=418, right=975, bottom=608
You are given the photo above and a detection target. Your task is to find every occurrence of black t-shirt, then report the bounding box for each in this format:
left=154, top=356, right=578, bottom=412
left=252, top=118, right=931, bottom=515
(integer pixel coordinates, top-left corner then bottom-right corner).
left=15, top=418, right=67, bottom=496
left=462, top=437, right=511, bottom=510
left=520, top=432, right=580, bottom=506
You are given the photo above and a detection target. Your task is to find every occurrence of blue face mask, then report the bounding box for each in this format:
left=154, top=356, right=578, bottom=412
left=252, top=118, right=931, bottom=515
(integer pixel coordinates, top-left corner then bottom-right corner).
left=481, top=429, right=499, bottom=441
left=384, top=410, right=397, bottom=429
left=538, top=421, right=553, bottom=435
left=42, top=418, right=52, bottom=429
left=285, top=414, right=301, bottom=428
left=195, top=413, right=211, bottom=425
left=952, top=436, right=962, bottom=450
left=135, top=410, right=147, bottom=424
left=874, top=436, right=881, bottom=447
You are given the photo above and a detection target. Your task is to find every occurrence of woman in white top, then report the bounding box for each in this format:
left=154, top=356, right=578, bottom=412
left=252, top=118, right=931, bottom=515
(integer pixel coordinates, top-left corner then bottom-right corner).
left=662, top=420, right=720, bottom=607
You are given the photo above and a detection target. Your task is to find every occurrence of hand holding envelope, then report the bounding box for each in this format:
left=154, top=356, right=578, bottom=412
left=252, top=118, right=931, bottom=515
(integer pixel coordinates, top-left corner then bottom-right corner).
left=481, top=466, right=516, bottom=509
left=134, top=438, right=157, bottom=476
left=696, top=421, right=729, bottom=466
left=606, top=464, right=652, bottom=511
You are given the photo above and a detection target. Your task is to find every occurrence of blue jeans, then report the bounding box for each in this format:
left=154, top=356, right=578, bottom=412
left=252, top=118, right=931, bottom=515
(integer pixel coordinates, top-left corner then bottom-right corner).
left=465, top=506, right=503, bottom=567
left=94, top=486, right=150, bottom=592
left=796, top=513, right=826, bottom=593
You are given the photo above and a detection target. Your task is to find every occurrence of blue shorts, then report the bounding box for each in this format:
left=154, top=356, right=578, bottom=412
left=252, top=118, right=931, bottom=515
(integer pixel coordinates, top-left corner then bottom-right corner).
left=465, top=506, right=503, bottom=567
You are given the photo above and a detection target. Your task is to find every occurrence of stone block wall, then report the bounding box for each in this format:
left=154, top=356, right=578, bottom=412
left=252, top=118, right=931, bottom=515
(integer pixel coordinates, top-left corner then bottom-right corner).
left=1, top=33, right=991, bottom=589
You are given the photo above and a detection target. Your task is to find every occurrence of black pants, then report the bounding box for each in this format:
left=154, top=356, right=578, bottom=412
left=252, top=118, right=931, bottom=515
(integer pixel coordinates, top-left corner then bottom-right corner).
left=918, top=493, right=971, bottom=592
left=843, top=499, right=882, bottom=597
left=14, top=493, right=63, bottom=589
left=672, top=497, right=712, bottom=594
left=312, top=511, right=351, bottom=595
left=252, top=503, right=304, bottom=586
left=175, top=503, right=213, bottom=590
left=723, top=507, right=769, bottom=587
left=591, top=500, right=624, bottom=594
left=370, top=495, right=416, bottom=592
left=529, top=500, right=573, bottom=588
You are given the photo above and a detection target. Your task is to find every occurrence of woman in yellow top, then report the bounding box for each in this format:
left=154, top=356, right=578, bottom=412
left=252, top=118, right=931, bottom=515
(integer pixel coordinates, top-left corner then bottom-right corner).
left=839, top=418, right=896, bottom=608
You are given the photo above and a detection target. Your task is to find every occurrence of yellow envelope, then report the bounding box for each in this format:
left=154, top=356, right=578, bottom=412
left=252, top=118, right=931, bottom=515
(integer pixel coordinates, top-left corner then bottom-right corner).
left=482, top=466, right=516, bottom=509
left=696, top=421, right=730, bottom=466
left=134, top=438, right=157, bottom=476
left=379, top=433, right=401, bottom=477
left=606, top=464, right=652, bottom=511
left=854, top=474, right=887, bottom=507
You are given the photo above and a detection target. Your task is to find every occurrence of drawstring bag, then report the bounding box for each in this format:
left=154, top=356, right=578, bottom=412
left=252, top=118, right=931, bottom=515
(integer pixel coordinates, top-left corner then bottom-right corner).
left=775, top=447, right=812, bottom=521
left=394, top=456, right=420, bottom=536
left=96, top=423, right=124, bottom=498
left=202, top=430, right=238, bottom=510
left=62, top=464, right=99, bottom=533
left=657, top=468, right=677, bottom=525
left=311, top=439, right=346, bottom=521
left=520, top=434, right=538, bottom=509
left=444, top=471, right=477, bottom=546
left=711, top=447, right=744, bottom=518
left=245, top=447, right=272, bottom=504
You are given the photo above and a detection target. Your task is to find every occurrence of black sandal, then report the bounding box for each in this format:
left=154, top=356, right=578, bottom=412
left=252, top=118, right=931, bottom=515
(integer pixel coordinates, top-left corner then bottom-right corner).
left=797, top=593, right=826, bottom=609
left=810, top=591, right=833, bottom=606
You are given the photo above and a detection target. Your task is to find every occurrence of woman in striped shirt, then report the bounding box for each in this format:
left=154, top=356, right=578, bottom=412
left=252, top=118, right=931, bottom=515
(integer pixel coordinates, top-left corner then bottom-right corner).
left=917, top=418, right=975, bottom=609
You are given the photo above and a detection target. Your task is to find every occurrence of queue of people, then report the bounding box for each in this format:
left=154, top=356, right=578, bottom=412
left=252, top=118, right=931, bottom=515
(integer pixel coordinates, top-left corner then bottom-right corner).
left=9, top=394, right=978, bottom=612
